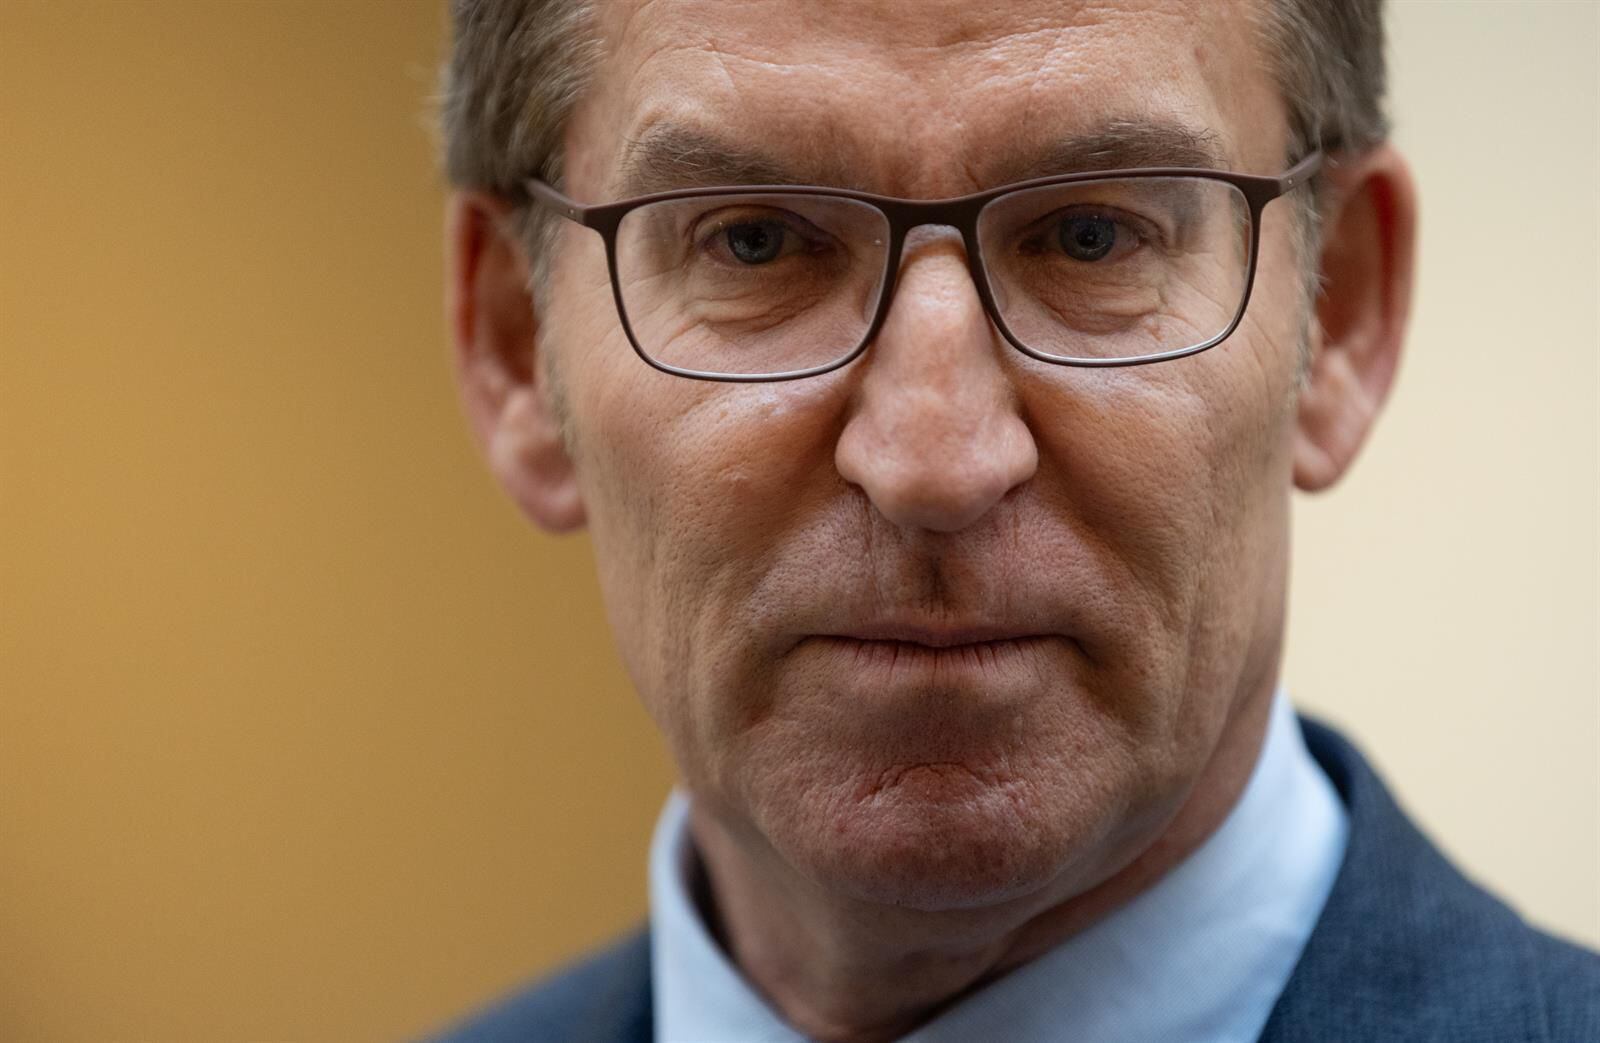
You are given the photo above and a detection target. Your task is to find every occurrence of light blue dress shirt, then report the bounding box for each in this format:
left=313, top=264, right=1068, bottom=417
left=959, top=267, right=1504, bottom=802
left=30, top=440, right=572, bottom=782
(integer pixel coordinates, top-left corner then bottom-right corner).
left=648, top=690, right=1348, bottom=1042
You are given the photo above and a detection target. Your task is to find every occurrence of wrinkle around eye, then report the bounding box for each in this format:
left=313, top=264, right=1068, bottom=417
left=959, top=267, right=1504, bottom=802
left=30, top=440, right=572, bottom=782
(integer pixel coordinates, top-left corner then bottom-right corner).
left=687, top=249, right=844, bottom=294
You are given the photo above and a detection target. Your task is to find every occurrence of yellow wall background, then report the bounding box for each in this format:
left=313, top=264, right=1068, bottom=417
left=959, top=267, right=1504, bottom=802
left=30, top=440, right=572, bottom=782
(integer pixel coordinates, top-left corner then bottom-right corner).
left=1, top=2, right=1593, bottom=1041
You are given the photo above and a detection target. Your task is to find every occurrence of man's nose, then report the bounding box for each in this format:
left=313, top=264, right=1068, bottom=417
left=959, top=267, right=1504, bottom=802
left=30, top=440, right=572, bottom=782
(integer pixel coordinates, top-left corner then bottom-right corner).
left=835, top=230, right=1039, bottom=533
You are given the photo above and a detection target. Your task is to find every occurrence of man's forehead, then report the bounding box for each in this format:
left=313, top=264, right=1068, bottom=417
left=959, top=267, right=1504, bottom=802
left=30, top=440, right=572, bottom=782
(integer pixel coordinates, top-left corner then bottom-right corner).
left=570, top=0, right=1282, bottom=199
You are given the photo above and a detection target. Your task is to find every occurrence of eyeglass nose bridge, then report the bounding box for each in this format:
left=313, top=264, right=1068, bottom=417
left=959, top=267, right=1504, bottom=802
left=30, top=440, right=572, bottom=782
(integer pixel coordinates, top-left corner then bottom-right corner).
left=862, top=194, right=1040, bottom=371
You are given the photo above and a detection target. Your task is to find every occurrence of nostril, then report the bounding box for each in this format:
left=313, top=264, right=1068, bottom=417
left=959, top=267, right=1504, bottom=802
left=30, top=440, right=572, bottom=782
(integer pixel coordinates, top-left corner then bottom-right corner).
left=889, top=469, right=1017, bottom=533
left=837, top=416, right=1039, bottom=534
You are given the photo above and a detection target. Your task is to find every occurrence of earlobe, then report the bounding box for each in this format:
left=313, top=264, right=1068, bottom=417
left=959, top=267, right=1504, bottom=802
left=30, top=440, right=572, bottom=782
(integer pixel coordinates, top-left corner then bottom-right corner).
left=446, top=191, right=586, bottom=531
left=1293, top=144, right=1418, bottom=492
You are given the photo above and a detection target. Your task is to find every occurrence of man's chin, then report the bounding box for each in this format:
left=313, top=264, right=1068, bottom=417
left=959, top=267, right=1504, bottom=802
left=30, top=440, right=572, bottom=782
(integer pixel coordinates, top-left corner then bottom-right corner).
left=770, top=769, right=1101, bottom=913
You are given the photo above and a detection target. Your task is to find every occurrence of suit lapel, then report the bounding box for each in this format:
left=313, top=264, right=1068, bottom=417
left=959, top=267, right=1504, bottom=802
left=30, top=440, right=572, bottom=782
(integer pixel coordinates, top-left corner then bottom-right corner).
left=572, top=930, right=653, bottom=1043
left=1257, top=719, right=1551, bottom=1042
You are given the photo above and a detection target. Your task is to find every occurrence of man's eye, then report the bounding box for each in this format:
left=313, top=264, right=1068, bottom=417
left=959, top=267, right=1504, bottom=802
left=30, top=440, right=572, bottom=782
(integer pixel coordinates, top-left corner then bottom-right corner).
left=1057, top=214, right=1129, bottom=262
left=724, top=221, right=787, bottom=264
left=694, top=213, right=815, bottom=268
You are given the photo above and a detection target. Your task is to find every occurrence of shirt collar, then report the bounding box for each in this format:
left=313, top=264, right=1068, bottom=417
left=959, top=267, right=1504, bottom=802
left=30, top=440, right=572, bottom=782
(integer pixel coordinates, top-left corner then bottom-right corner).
left=649, top=689, right=1348, bottom=1043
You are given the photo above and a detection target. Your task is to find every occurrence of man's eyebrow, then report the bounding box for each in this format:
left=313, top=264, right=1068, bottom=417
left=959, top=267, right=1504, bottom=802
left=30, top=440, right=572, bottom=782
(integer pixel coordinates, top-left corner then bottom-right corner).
left=993, top=121, right=1228, bottom=184
left=617, top=126, right=854, bottom=197
left=615, top=119, right=1226, bottom=199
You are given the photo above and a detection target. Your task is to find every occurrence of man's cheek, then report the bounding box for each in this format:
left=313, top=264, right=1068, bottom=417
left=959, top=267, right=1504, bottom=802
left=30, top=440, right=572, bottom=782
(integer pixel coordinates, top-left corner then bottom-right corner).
left=572, top=377, right=783, bottom=636
left=625, top=384, right=844, bottom=542
left=1043, top=379, right=1225, bottom=550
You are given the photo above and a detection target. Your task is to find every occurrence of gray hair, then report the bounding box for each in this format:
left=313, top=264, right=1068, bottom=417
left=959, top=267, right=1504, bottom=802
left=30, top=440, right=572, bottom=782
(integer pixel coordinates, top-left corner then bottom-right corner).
left=1254, top=0, right=1389, bottom=362
left=440, top=0, right=598, bottom=297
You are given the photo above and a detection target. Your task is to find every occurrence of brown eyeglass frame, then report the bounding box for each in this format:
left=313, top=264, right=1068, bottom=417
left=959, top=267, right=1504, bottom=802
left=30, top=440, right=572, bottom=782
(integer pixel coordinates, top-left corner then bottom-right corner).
left=522, top=150, right=1322, bottom=383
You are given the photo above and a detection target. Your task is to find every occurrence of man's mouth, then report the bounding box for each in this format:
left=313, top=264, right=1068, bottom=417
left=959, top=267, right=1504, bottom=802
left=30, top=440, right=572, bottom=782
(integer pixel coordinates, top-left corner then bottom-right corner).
left=800, top=624, right=1068, bottom=681
left=825, top=623, right=1050, bottom=648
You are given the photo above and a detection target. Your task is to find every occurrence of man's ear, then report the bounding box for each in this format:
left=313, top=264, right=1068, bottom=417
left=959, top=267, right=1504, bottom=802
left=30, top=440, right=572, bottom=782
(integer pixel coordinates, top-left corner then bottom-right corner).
left=1293, top=143, right=1418, bottom=492
left=446, top=191, right=585, bottom=531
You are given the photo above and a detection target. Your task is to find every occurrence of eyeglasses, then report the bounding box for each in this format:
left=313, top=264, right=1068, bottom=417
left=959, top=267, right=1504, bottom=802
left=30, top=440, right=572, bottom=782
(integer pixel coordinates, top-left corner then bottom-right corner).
left=524, top=152, right=1321, bottom=382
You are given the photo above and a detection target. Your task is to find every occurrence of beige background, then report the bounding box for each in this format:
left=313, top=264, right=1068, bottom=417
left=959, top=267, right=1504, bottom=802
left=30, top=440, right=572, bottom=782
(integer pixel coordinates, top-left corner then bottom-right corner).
left=1, top=1, right=1594, bottom=1040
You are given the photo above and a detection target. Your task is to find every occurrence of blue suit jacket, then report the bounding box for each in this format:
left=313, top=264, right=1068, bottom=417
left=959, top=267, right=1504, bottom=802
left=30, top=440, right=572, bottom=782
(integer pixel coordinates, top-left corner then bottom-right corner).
left=431, top=719, right=1600, bottom=1042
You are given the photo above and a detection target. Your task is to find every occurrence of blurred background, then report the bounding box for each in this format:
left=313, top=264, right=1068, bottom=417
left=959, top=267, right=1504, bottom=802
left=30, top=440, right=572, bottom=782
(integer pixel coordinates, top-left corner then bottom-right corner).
left=1, top=1, right=1594, bottom=1040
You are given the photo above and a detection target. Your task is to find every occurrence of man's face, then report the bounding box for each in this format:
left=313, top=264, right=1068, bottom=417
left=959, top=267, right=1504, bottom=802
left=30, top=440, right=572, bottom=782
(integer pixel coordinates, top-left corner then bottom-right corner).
left=546, top=0, right=1306, bottom=910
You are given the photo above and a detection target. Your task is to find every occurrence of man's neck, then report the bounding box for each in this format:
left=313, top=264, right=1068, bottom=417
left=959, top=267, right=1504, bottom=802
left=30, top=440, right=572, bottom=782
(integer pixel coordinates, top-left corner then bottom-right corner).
left=684, top=687, right=1277, bottom=1043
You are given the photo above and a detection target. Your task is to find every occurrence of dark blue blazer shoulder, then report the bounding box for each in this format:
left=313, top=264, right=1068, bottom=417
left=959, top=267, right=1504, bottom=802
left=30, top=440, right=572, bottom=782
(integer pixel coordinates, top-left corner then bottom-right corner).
left=428, top=718, right=1600, bottom=1042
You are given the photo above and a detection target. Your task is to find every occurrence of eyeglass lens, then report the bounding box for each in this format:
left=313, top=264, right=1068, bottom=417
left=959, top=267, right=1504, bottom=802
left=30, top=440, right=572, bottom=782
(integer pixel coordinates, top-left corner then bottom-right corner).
left=613, top=177, right=1252, bottom=377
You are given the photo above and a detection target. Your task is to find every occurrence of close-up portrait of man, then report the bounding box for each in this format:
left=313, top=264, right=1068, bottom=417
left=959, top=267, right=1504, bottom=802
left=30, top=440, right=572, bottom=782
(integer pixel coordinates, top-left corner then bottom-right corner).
left=3, top=0, right=1596, bottom=1038
left=428, top=0, right=1599, bottom=1041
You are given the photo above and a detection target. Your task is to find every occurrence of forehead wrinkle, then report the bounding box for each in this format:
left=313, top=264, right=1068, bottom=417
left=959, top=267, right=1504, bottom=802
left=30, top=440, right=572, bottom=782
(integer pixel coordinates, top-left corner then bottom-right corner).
left=587, top=0, right=1265, bottom=201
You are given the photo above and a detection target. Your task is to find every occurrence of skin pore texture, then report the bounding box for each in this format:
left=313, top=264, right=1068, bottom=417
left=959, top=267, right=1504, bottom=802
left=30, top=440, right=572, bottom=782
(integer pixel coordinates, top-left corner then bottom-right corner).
left=447, top=1, right=1415, bottom=1040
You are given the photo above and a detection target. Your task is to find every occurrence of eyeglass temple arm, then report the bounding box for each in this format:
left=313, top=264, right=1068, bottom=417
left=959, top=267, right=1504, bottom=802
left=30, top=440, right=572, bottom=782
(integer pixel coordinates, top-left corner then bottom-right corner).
left=523, top=178, right=596, bottom=226
left=1276, top=150, right=1323, bottom=196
